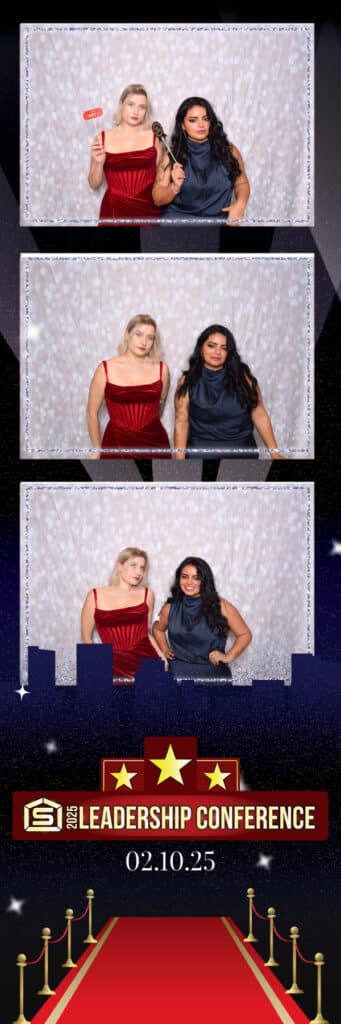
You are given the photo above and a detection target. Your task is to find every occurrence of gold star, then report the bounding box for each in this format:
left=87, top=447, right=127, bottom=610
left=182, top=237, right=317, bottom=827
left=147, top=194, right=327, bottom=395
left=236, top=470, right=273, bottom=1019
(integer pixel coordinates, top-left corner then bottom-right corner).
left=204, top=763, right=231, bottom=790
left=110, top=763, right=138, bottom=790
left=150, top=744, right=191, bottom=785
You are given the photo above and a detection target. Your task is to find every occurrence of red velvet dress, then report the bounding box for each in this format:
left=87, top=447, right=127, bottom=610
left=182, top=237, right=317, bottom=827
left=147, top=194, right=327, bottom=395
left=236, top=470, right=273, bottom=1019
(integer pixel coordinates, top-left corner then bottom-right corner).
left=93, top=587, right=158, bottom=680
left=100, top=360, right=171, bottom=459
left=99, top=131, right=159, bottom=225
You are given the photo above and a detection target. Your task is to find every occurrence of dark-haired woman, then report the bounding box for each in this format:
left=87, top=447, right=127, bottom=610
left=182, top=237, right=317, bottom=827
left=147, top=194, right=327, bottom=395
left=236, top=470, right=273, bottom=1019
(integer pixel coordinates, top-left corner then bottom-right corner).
left=152, top=97, right=250, bottom=225
left=152, top=557, right=251, bottom=681
left=174, top=325, right=283, bottom=480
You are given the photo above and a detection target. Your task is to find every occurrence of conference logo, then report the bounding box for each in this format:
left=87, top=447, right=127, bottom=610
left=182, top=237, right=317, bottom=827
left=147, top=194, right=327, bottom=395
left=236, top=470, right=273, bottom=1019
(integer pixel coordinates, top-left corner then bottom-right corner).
left=23, top=796, right=63, bottom=832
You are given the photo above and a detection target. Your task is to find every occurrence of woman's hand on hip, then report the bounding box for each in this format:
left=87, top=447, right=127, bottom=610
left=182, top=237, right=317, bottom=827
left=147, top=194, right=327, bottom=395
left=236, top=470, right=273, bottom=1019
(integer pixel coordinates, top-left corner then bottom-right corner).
left=222, top=199, right=246, bottom=225
left=209, top=649, right=227, bottom=666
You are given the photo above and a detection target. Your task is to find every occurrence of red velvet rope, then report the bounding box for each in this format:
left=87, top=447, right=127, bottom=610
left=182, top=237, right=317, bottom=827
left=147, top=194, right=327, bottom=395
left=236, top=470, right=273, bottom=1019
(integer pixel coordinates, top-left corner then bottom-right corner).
left=296, top=944, right=315, bottom=965
left=26, top=946, right=45, bottom=966
left=49, top=924, right=68, bottom=945
left=273, top=923, right=291, bottom=944
left=73, top=904, right=89, bottom=923
left=252, top=902, right=268, bottom=922
left=26, top=904, right=89, bottom=964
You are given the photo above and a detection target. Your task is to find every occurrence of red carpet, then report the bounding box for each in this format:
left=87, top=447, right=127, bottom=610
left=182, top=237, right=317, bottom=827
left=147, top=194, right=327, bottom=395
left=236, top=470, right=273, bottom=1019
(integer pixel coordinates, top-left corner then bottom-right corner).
left=31, top=917, right=310, bottom=1024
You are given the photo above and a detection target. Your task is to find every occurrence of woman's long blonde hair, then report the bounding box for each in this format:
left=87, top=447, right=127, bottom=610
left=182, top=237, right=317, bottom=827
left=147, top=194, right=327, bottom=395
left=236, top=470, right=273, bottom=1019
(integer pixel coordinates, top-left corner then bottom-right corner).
left=110, top=547, right=149, bottom=586
left=114, top=84, right=152, bottom=128
left=118, top=314, right=161, bottom=360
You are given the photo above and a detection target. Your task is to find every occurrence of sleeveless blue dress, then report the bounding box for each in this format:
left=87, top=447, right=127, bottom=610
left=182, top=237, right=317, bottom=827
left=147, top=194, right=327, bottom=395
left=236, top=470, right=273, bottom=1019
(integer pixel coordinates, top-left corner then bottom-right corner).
left=187, top=366, right=258, bottom=458
left=161, top=139, right=233, bottom=220
left=168, top=596, right=232, bottom=680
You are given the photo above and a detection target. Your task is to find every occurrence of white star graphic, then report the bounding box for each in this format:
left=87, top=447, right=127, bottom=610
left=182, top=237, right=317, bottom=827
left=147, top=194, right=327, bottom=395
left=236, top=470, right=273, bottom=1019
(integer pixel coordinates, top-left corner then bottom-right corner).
left=45, top=740, right=58, bottom=754
left=7, top=897, right=25, bottom=915
left=15, top=684, right=30, bottom=702
left=27, top=323, right=43, bottom=342
left=256, top=853, right=273, bottom=871
left=331, top=539, right=341, bottom=556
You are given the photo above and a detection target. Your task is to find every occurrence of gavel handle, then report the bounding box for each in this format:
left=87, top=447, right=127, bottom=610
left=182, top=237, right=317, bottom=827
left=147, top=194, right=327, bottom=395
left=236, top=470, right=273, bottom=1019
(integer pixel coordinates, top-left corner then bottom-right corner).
left=158, top=137, right=178, bottom=166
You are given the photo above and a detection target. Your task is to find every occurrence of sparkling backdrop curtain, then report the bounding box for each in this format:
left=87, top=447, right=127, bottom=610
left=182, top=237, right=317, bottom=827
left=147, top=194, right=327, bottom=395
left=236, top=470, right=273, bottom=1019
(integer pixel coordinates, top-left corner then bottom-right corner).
left=20, top=24, right=313, bottom=226
left=21, top=483, right=313, bottom=685
left=21, top=255, right=313, bottom=458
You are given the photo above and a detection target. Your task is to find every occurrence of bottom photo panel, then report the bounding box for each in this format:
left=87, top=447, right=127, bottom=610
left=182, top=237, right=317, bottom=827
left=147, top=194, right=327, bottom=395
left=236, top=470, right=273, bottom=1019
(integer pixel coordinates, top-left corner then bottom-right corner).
left=20, top=482, right=314, bottom=694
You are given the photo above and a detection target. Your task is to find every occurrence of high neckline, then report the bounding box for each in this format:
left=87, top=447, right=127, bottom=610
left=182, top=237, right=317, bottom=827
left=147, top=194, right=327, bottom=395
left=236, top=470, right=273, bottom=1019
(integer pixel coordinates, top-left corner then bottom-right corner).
left=187, top=138, right=211, bottom=154
left=202, top=364, right=226, bottom=379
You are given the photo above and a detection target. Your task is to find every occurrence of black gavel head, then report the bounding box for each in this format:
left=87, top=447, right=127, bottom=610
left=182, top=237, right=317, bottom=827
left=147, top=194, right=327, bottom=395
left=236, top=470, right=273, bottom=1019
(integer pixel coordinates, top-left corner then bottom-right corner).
left=152, top=121, right=166, bottom=140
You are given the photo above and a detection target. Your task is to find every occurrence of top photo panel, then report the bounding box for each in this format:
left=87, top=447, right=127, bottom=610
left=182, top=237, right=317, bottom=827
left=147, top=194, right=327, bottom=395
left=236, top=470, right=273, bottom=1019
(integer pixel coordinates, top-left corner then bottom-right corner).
left=20, top=23, right=314, bottom=228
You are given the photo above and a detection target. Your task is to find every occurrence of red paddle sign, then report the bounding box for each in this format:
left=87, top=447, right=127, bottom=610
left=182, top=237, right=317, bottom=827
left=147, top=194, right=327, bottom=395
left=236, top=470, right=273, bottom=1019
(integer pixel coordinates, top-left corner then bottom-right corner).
left=83, top=107, right=103, bottom=120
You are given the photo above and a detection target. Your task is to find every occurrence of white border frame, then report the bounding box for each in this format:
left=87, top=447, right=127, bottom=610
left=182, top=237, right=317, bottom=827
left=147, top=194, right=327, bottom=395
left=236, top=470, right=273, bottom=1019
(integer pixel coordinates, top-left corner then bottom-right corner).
left=20, top=480, right=314, bottom=688
left=20, top=252, right=315, bottom=460
left=20, top=22, right=314, bottom=227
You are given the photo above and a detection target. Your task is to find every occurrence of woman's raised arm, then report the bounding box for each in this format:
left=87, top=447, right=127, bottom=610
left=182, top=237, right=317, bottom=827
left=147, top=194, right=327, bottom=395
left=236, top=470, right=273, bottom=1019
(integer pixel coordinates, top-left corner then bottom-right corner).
left=88, top=133, right=106, bottom=190
left=152, top=155, right=186, bottom=207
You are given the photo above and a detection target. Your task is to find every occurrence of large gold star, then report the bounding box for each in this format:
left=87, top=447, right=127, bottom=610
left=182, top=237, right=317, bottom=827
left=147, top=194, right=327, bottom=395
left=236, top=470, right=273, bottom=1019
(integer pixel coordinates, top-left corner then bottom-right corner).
left=150, top=744, right=191, bottom=785
left=110, top=763, right=137, bottom=790
left=204, top=763, right=231, bottom=790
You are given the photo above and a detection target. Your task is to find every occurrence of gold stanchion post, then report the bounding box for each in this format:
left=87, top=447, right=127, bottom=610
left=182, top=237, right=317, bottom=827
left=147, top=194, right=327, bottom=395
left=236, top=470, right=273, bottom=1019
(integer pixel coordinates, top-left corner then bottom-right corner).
left=83, top=889, right=97, bottom=945
left=244, top=887, right=258, bottom=943
left=37, top=927, right=55, bottom=996
left=310, top=953, right=329, bottom=1024
left=62, top=909, right=77, bottom=969
left=12, top=954, right=30, bottom=1024
left=286, top=926, right=304, bottom=994
left=264, top=907, right=279, bottom=967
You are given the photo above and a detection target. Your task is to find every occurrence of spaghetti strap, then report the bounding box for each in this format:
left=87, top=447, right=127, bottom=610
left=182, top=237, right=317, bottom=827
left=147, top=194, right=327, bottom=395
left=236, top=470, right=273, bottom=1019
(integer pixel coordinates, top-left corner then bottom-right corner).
left=159, top=361, right=163, bottom=380
left=144, top=587, right=148, bottom=602
left=93, top=588, right=98, bottom=609
left=101, top=129, right=105, bottom=147
left=102, top=360, right=109, bottom=383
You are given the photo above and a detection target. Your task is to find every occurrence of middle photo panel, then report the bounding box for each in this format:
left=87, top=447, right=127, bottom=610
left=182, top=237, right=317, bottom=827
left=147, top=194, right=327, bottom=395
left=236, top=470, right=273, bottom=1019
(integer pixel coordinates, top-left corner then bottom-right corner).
left=20, top=253, right=313, bottom=462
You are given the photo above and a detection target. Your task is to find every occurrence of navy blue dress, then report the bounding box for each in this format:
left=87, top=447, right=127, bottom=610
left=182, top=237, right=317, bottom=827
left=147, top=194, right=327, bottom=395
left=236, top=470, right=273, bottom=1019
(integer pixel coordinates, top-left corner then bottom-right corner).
left=187, top=366, right=258, bottom=458
left=161, top=139, right=233, bottom=220
left=168, top=596, right=232, bottom=680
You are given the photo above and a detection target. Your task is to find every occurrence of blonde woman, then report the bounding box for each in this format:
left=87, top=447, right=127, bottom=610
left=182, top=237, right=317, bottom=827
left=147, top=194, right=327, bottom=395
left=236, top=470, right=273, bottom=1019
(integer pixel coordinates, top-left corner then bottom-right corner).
left=88, top=83, right=162, bottom=224
left=81, top=547, right=167, bottom=681
left=87, top=314, right=171, bottom=478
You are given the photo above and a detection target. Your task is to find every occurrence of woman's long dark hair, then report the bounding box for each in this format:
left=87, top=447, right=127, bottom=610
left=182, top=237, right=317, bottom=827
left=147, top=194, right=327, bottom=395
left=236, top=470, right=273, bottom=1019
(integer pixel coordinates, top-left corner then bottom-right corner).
left=168, top=557, right=229, bottom=636
left=176, top=324, right=259, bottom=409
left=170, top=97, right=241, bottom=186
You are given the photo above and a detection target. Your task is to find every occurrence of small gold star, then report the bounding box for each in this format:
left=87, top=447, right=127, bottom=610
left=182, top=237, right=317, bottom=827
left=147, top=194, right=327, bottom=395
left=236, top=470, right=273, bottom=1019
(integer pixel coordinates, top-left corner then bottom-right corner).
left=204, top=763, right=230, bottom=790
left=110, top=764, right=138, bottom=790
left=150, top=744, right=191, bottom=785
